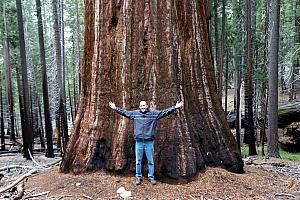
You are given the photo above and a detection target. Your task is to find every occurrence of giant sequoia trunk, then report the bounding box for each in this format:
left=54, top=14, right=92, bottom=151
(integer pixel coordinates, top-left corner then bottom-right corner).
left=60, top=0, right=244, bottom=181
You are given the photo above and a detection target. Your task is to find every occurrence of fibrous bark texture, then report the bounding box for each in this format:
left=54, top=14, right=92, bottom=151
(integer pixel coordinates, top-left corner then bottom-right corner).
left=60, top=0, right=244, bottom=181
left=267, top=0, right=280, bottom=158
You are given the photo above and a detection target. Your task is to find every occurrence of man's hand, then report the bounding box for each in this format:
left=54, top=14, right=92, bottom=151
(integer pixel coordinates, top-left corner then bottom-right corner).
left=175, top=101, right=183, bottom=109
left=109, top=101, right=117, bottom=110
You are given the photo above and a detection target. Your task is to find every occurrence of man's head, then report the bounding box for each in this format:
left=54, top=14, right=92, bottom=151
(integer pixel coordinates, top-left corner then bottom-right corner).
left=139, top=101, right=148, bottom=112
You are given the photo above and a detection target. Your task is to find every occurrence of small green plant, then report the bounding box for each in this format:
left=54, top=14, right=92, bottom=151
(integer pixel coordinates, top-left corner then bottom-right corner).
left=279, top=149, right=300, bottom=161
left=241, top=145, right=249, bottom=157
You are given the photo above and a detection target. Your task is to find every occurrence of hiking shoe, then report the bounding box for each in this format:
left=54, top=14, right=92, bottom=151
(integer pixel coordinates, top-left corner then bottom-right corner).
left=149, top=179, right=157, bottom=185
left=135, top=178, right=141, bottom=185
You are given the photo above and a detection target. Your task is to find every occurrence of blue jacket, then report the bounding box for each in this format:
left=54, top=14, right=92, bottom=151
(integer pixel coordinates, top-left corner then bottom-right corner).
left=115, top=106, right=177, bottom=140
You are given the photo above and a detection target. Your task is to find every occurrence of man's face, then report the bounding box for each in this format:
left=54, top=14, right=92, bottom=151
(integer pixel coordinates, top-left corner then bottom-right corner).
left=139, top=101, right=148, bottom=112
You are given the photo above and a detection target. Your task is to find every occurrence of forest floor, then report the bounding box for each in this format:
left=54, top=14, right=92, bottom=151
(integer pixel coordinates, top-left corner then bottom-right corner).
left=223, top=88, right=299, bottom=112
left=0, top=152, right=300, bottom=200
left=1, top=89, right=299, bottom=199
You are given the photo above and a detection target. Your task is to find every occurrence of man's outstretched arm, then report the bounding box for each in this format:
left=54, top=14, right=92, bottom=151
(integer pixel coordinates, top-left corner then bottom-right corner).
left=109, top=101, right=134, bottom=119
left=157, top=101, right=183, bottom=119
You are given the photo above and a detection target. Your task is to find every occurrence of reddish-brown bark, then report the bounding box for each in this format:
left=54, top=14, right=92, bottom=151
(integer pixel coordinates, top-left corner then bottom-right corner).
left=60, top=0, right=244, bottom=181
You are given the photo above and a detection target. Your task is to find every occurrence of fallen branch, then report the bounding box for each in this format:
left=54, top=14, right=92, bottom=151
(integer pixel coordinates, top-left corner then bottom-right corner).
left=23, top=191, right=50, bottom=199
left=56, top=195, right=72, bottom=200
left=12, top=181, right=24, bottom=200
left=0, top=165, right=35, bottom=172
left=28, top=149, right=45, bottom=168
left=44, top=159, right=62, bottom=168
left=83, top=194, right=93, bottom=199
left=274, top=193, right=296, bottom=198
left=0, top=169, right=37, bottom=193
left=27, top=149, right=62, bottom=169
left=0, top=150, right=19, bottom=155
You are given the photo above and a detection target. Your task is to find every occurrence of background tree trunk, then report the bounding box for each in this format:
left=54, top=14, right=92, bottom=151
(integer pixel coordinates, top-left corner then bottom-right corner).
left=289, top=0, right=297, bottom=101
left=267, top=0, right=280, bottom=158
left=37, top=99, right=46, bottom=150
left=52, top=0, right=68, bottom=153
left=217, top=0, right=226, bottom=104
left=0, top=72, right=5, bottom=151
left=224, top=53, right=229, bottom=114
left=244, top=0, right=257, bottom=155
left=2, top=0, right=15, bottom=142
left=60, top=0, right=244, bottom=181
left=74, top=0, right=81, bottom=116
left=214, top=0, right=219, bottom=95
left=29, top=75, right=39, bottom=148
left=16, top=0, right=33, bottom=159
left=68, top=78, right=74, bottom=124
left=233, top=0, right=243, bottom=151
left=259, top=0, right=270, bottom=156
left=60, top=0, right=69, bottom=150
left=16, top=67, right=25, bottom=143
left=35, top=0, right=54, bottom=158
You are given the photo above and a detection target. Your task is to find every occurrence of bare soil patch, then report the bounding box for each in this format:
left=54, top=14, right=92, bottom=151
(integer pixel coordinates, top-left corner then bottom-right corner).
left=21, top=161, right=299, bottom=199
left=1, top=153, right=299, bottom=199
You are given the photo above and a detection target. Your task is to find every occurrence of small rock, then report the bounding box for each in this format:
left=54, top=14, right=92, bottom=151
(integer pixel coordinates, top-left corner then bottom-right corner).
left=120, top=190, right=131, bottom=199
left=117, top=187, right=132, bottom=199
left=117, top=187, right=126, bottom=194
left=75, top=182, right=81, bottom=187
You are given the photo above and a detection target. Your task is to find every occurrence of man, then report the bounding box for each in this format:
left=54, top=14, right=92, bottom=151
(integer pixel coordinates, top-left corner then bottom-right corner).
left=109, top=100, right=183, bottom=185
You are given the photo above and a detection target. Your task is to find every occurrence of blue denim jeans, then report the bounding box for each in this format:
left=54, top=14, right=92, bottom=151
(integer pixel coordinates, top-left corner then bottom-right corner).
left=135, top=140, right=154, bottom=180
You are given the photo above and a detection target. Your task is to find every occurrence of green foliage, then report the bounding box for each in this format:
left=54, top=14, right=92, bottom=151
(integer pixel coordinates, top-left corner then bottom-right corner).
left=279, top=149, right=300, bottom=161
left=278, top=108, right=291, bottom=116
left=241, top=145, right=300, bottom=161
left=241, top=145, right=251, bottom=157
left=7, top=2, right=19, bottom=50
left=253, top=67, right=267, bottom=84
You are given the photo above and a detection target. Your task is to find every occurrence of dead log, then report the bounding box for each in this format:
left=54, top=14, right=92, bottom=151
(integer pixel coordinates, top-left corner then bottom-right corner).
left=278, top=102, right=300, bottom=128
left=279, top=122, right=300, bottom=152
